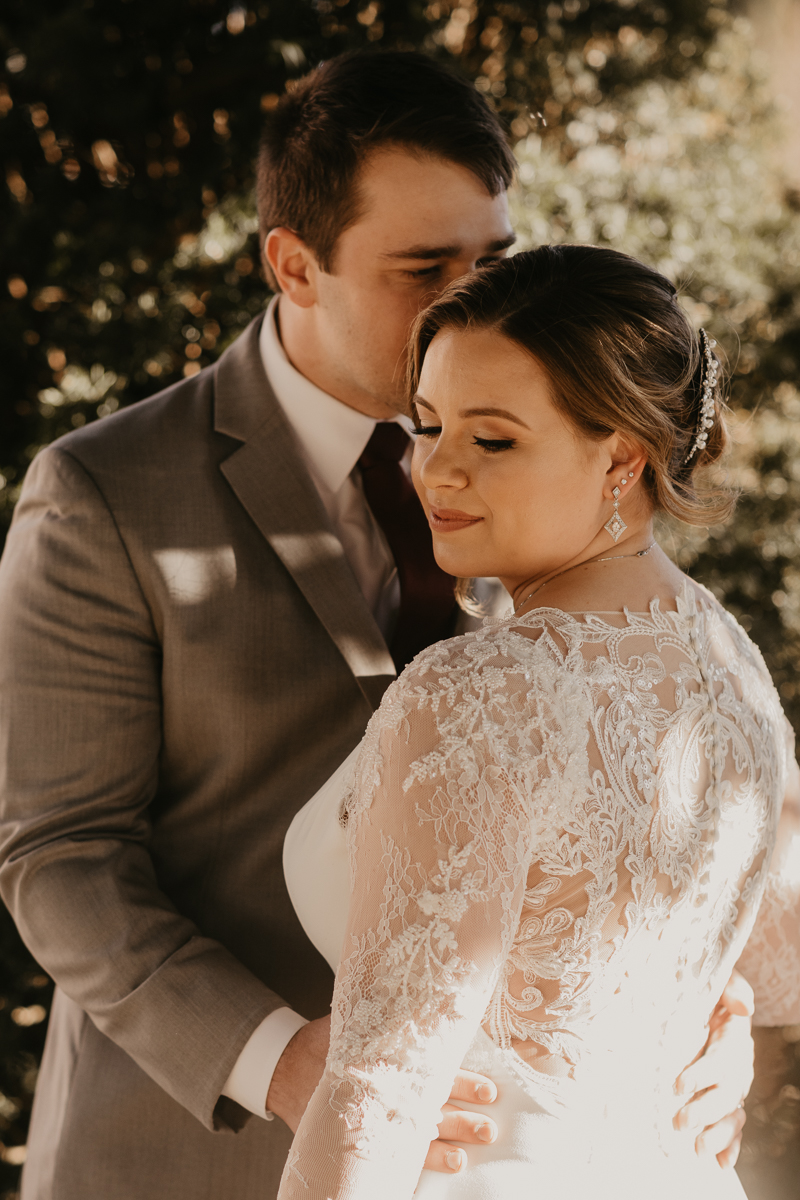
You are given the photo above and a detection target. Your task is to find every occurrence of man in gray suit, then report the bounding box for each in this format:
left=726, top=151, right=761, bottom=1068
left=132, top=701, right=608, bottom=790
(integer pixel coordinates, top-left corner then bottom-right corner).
left=0, top=50, right=753, bottom=1200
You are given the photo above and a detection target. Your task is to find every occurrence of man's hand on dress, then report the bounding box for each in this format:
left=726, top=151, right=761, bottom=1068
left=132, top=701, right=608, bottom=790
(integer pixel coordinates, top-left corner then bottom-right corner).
left=673, top=970, right=755, bottom=1169
left=266, top=1015, right=332, bottom=1133
left=266, top=1017, right=498, bottom=1173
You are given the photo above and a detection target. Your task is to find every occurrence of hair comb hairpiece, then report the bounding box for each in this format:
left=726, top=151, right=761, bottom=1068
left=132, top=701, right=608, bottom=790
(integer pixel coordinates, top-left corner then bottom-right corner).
left=683, top=327, right=718, bottom=466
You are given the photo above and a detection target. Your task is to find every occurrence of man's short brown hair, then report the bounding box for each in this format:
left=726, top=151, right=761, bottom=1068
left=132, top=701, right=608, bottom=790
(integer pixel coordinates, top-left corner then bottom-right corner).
left=256, top=50, right=515, bottom=288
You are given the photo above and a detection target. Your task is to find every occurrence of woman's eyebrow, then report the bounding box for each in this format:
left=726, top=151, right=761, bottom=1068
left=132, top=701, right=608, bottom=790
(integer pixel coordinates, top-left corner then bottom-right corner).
left=413, top=395, right=438, bottom=413
left=414, top=396, right=531, bottom=429
left=461, top=406, right=531, bottom=430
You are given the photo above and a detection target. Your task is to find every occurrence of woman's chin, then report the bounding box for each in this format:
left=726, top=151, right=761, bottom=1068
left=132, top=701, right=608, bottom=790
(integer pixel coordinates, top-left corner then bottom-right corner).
left=433, top=551, right=498, bottom=580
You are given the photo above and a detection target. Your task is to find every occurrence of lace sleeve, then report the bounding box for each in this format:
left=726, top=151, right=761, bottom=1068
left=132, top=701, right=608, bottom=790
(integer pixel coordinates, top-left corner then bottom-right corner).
left=737, top=727, right=800, bottom=1026
left=278, top=641, right=539, bottom=1199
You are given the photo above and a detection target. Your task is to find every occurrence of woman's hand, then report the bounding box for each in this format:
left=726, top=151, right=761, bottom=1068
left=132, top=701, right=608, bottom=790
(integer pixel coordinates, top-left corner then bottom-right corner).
left=673, top=971, right=755, bottom=1168
left=423, top=1072, right=498, bottom=1173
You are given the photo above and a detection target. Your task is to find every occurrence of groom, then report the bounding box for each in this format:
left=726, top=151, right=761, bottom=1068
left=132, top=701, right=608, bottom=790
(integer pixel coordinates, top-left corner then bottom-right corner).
left=0, top=50, right=751, bottom=1200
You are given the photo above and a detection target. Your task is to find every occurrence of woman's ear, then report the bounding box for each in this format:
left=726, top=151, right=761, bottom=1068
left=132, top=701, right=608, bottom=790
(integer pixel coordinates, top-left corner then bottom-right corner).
left=603, top=436, right=647, bottom=499
left=264, top=227, right=319, bottom=308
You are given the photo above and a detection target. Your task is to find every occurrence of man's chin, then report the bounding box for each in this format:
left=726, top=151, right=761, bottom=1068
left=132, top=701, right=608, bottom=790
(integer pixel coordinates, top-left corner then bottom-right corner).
left=362, top=373, right=414, bottom=418
left=343, top=377, right=409, bottom=419
left=374, top=390, right=413, bottom=418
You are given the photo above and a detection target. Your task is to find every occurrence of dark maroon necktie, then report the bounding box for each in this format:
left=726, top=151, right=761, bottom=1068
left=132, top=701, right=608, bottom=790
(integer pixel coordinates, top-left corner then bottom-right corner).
left=359, top=423, right=456, bottom=672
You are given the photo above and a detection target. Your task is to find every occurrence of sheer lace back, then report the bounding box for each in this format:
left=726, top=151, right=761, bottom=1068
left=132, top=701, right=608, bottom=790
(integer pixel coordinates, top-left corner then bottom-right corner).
left=280, top=584, right=796, bottom=1198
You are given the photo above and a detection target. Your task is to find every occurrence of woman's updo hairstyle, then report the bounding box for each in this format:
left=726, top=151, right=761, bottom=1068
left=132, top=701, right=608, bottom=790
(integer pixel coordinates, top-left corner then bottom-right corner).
left=408, top=244, right=732, bottom=527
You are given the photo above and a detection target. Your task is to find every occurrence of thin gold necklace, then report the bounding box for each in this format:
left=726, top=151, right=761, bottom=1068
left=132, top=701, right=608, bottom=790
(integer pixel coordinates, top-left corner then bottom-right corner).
left=513, top=542, right=657, bottom=615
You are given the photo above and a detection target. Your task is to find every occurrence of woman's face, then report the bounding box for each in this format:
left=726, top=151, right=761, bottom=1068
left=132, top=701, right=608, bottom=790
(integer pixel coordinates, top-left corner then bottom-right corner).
left=411, top=327, right=623, bottom=594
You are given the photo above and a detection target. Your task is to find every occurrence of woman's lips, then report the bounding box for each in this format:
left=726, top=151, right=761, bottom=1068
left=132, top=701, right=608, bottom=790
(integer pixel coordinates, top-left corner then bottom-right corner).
left=428, top=506, right=483, bottom=533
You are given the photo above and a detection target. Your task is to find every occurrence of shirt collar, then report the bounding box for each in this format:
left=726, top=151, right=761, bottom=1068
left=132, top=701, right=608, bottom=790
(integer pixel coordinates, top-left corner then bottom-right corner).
left=259, top=296, right=412, bottom=498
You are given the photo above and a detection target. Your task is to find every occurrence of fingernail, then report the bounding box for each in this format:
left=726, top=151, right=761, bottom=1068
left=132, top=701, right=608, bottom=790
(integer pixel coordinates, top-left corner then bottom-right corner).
left=476, top=1084, right=496, bottom=1102
left=445, top=1150, right=464, bottom=1172
left=674, top=1107, right=688, bottom=1131
left=477, top=1123, right=495, bottom=1143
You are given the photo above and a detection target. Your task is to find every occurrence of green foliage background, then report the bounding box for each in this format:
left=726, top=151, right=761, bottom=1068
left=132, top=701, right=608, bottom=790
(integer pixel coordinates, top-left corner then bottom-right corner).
left=1, top=1, right=799, bottom=1196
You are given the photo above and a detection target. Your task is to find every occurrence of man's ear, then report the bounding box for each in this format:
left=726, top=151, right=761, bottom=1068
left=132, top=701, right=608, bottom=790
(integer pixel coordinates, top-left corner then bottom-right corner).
left=264, top=227, right=319, bottom=308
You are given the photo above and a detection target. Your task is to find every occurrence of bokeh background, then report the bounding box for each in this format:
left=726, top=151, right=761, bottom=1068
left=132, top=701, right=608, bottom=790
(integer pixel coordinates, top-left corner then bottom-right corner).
left=1, top=1, right=799, bottom=1196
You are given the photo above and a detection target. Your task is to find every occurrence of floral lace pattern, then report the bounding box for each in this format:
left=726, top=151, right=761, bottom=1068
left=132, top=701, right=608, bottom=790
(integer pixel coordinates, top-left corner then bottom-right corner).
left=737, top=746, right=800, bottom=1026
left=279, top=585, right=799, bottom=1199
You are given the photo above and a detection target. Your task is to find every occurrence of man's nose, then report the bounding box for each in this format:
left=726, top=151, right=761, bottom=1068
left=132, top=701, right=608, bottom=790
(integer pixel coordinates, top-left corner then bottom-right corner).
left=443, top=257, right=481, bottom=286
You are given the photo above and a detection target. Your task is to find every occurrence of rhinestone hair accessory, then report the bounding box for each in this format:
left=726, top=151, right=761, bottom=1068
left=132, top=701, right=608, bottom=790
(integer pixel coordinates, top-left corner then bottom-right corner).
left=683, top=328, right=718, bottom=466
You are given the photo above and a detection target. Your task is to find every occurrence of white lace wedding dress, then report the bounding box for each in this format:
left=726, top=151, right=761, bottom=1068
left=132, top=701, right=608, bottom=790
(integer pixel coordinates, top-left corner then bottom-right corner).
left=281, top=585, right=800, bottom=1200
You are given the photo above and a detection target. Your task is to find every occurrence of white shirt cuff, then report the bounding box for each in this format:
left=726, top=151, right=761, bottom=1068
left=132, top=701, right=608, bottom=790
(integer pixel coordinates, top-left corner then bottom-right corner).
left=221, top=1007, right=309, bottom=1119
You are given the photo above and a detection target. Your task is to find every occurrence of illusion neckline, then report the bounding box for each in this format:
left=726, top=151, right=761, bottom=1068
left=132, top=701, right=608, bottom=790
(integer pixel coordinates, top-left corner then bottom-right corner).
left=503, top=580, right=717, bottom=625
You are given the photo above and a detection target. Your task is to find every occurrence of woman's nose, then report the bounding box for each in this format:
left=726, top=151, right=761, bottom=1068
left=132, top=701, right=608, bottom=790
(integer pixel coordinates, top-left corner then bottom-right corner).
left=416, top=435, right=468, bottom=490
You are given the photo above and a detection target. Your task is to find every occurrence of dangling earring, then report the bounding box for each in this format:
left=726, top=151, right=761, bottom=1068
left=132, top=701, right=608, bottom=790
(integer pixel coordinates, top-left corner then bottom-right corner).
left=604, top=485, right=627, bottom=543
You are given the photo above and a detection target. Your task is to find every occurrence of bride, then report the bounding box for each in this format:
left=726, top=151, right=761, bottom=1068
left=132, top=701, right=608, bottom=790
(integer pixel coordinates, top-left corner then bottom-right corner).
left=280, top=245, right=800, bottom=1199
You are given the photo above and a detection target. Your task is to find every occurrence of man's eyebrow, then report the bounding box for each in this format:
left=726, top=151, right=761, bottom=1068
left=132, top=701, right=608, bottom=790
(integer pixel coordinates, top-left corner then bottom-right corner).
left=381, top=233, right=517, bottom=262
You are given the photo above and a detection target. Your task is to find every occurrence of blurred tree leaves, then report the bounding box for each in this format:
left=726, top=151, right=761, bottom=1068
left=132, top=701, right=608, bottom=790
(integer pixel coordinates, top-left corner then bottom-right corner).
left=2, top=1, right=800, bottom=1195
left=0, top=0, right=736, bottom=538
left=0, top=941, right=51, bottom=1193
left=510, top=15, right=800, bottom=732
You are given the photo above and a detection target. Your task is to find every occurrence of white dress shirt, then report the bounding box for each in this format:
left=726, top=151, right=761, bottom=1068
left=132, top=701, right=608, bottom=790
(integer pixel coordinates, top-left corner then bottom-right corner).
left=221, top=298, right=412, bottom=1119
left=262, top=295, right=412, bottom=634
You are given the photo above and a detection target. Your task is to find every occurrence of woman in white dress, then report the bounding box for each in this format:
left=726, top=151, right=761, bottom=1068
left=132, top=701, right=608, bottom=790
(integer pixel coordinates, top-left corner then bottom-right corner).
left=280, top=245, right=800, bottom=1199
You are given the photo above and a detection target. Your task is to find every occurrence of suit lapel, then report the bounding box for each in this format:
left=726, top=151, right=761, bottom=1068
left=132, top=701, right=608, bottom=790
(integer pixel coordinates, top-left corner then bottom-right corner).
left=214, top=316, right=396, bottom=710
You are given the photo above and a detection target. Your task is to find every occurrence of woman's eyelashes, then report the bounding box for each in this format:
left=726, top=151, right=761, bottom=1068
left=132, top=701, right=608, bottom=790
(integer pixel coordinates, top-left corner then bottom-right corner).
left=411, top=427, right=516, bottom=453
left=474, top=436, right=516, bottom=453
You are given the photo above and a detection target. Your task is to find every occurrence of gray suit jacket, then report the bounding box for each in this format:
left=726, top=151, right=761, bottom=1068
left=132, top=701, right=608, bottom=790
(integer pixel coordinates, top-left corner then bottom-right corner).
left=0, top=316, right=399, bottom=1199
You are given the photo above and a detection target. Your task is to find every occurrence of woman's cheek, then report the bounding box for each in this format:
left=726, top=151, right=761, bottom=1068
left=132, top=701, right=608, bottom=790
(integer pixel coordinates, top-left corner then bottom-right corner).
left=410, top=444, right=428, bottom=495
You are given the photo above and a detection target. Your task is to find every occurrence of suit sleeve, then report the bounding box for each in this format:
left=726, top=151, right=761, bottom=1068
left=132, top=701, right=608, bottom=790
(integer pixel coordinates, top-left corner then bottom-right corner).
left=0, top=445, right=283, bottom=1132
